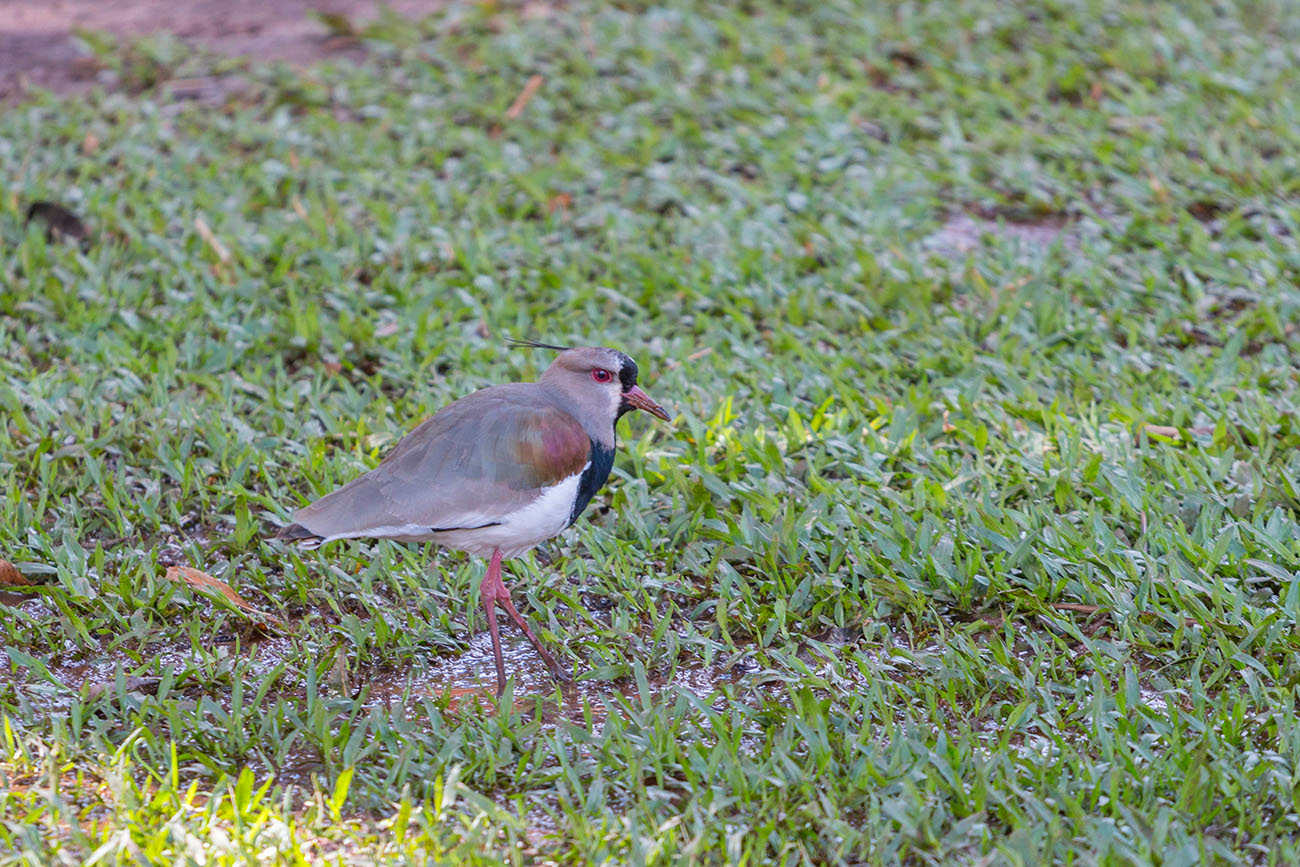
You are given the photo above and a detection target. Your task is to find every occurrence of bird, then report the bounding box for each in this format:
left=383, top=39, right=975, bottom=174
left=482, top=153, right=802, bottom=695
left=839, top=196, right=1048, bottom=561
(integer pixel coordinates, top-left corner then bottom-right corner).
left=276, top=342, right=672, bottom=696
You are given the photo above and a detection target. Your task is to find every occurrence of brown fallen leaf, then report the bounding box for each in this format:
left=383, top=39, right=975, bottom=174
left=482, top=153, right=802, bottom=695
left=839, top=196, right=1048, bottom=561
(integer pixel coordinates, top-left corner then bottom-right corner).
left=1139, top=423, right=1182, bottom=440
left=442, top=686, right=497, bottom=714
left=0, top=559, right=29, bottom=586
left=1135, top=422, right=1216, bottom=444
left=1050, top=601, right=1199, bottom=628
left=1051, top=602, right=1103, bottom=615
left=164, top=565, right=281, bottom=626
left=505, top=74, right=544, bottom=120
left=664, top=346, right=715, bottom=370
left=420, top=685, right=549, bottom=717
left=84, top=676, right=162, bottom=701
left=194, top=215, right=231, bottom=263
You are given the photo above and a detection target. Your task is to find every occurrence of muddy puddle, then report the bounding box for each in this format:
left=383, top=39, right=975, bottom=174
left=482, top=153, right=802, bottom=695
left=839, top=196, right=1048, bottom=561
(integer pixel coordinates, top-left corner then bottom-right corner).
left=5, top=600, right=760, bottom=727
left=359, top=630, right=758, bottom=725
left=7, top=598, right=1175, bottom=732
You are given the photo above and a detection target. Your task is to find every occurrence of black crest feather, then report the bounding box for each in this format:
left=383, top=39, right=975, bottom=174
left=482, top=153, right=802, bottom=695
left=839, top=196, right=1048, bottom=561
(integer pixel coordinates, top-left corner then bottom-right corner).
left=507, top=337, right=572, bottom=351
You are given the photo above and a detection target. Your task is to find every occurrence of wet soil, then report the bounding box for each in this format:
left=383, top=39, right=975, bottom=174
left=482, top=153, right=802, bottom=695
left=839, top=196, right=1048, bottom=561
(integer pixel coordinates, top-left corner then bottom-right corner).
left=926, top=211, right=1073, bottom=258
left=0, top=0, right=448, bottom=103
left=7, top=590, right=754, bottom=724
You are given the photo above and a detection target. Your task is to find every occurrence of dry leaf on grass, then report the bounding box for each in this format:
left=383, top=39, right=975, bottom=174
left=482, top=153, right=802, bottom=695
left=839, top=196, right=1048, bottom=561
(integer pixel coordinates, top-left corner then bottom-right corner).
left=194, top=215, right=231, bottom=262
left=0, top=559, right=29, bottom=586
left=664, top=346, right=715, bottom=370
left=505, top=74, right=544, bottom=119
left=1051, top=602, right=1103, bottom=615
left=1050, top=601, right=1199, bottom=628
left=164, top=565, right=282, bottom=626
left=84, top=676, right=162, bottom=701
left=440, top=686, right=497, bottom=713
left=1140, top=424, right=1182, bottom=440
left=1135, top=422, right=1215, bottom=443
left=435, top=686, right=549, bottom=716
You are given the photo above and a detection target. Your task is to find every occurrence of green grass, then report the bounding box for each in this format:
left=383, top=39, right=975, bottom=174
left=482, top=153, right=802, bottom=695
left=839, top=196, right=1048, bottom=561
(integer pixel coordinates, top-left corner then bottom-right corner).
left=4, top=0, right=1300, bottom=863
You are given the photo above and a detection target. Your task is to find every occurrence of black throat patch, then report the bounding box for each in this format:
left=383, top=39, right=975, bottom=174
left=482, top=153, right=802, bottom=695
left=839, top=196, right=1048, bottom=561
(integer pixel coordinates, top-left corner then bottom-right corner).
left=569, top=439, right=616, bottom=526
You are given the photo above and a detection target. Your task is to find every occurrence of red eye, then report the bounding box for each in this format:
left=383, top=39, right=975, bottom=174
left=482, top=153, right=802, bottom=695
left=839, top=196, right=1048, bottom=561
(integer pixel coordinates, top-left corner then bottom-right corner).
left=592, top=369, right=612, bottom=383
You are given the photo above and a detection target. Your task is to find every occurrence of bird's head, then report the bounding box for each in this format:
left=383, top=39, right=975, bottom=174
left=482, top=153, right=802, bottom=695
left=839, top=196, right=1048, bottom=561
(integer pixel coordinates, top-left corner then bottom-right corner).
left=519, top=340, right=672, bottom=424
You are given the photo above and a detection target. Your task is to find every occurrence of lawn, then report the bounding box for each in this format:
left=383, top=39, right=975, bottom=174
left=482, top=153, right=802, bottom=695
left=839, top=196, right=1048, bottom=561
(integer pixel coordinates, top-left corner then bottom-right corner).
left=4, top=0, right=1300, bottom=863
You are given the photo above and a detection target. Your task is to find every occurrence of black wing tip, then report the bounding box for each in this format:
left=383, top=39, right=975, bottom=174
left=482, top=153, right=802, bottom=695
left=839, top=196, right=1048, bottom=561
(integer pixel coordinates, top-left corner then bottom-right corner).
left=274, top=522, right=324, bottom=546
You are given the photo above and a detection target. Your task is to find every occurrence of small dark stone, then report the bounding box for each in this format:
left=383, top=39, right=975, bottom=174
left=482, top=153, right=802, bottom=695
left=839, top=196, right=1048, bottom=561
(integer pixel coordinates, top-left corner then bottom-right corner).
left=26, top=200, right=90, bottom=246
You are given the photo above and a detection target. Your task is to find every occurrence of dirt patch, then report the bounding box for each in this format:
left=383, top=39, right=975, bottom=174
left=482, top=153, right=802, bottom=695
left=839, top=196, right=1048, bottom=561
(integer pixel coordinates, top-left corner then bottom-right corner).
left=925, top=211, right=1073, bottom=258
left=0, top=0, right=447, bottom=103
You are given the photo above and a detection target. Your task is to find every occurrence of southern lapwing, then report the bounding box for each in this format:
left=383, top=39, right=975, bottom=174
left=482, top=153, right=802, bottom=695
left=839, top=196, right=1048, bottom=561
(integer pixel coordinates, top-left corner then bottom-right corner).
left=276, top=343, right=671, bottom=695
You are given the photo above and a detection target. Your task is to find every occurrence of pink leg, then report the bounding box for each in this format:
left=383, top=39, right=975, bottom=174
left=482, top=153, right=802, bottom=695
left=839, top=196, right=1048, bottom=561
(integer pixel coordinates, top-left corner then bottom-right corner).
left=479, top=549, right=570, bottom=696
left=480, top=550, right=508, bottom=695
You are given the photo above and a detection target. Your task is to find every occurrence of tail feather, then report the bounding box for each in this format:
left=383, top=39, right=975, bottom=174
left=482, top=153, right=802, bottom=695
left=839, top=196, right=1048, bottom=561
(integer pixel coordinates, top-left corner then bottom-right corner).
left=274, top=522, right=324, bottom=549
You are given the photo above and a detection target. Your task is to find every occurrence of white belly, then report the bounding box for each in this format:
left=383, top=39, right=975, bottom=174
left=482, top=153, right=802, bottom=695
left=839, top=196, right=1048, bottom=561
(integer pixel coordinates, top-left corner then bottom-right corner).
left=428, top=472, right=582, bottom=559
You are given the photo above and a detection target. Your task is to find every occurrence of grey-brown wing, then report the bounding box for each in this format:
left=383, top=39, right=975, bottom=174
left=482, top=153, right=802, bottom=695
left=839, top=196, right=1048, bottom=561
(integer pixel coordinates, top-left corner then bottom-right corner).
left=291, top=386, right=592, bottom=540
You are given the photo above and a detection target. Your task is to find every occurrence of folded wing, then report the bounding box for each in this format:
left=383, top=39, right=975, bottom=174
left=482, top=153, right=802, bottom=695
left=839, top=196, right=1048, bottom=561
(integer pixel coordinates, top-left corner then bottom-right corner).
left=290, top=386, right=592, bottom=541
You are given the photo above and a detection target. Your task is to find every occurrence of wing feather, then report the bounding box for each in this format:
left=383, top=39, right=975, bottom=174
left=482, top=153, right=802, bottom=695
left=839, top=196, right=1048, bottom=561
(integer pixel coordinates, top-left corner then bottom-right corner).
left=291, top=385, right=592, bottom=541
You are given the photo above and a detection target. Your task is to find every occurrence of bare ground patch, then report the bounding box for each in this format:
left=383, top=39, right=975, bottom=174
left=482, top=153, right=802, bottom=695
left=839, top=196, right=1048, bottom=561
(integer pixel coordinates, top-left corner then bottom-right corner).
left=0, top=0, right=448, bottom=103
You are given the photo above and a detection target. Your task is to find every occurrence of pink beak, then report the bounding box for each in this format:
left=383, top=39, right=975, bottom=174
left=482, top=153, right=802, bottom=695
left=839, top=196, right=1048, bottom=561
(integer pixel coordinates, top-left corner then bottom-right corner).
left=623, top=385, right=672, bottom=421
